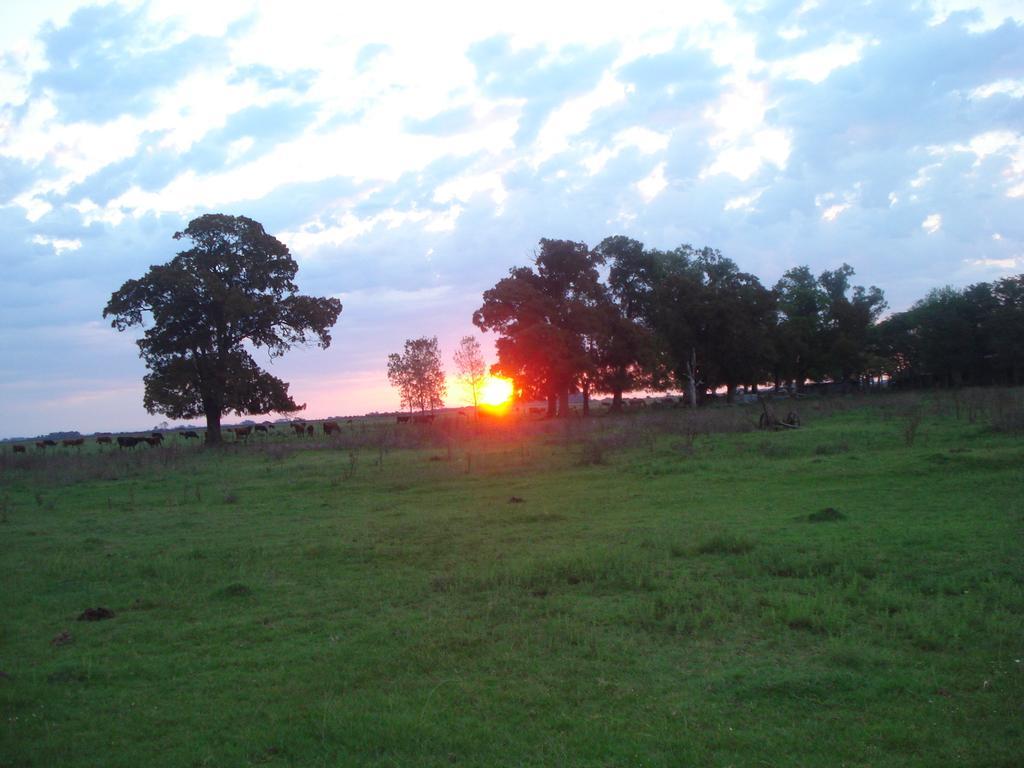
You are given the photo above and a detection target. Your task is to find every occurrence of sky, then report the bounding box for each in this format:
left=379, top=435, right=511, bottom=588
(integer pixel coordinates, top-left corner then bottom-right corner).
left=1, top=0, right=1022, bottom=438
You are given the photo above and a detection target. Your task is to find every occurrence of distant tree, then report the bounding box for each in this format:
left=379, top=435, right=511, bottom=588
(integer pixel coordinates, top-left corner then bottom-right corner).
left=103, top=214, right=342, bottom=445
left=989, top=275, right=1024, bottom=384
left=817, top=264, right=887, bottom=383
left=387, top=337, right=447, bottom=413
left=452, top=335, right=487, bottom=410
left=772, top=266, right=827, bottom=387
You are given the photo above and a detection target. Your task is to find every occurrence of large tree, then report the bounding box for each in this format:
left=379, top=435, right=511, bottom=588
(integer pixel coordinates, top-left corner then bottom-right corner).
left=474, top=239, right=605, bottom=417
left=387, top=337, right=447, bottom=413
left=103, top=214, right=342, bottom=444
left=594, top=236, right=662, bottom=412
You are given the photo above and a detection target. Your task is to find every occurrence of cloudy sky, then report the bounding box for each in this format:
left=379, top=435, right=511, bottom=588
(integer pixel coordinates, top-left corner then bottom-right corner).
left=1, top=0, right=1022, bottom=438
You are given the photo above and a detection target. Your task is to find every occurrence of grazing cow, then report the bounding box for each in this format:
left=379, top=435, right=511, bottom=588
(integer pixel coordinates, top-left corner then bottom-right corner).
left=96, top=435, right=112, bottom=445
left=150, top=432, right=164, bottom=443
left=254, top=425, right=268, bottom=433
left=62, top=438, right=85, bottom=447
left=291, top=423, right=306, bottom=436
left=36, top=441, right=47, bottom=450
left=412, top=414, right=435, bottom=425
left=306, top=425, right=315, bottom=436
left=142, top=436, right=162, bottom=447
left=181, top=430, right=199, bottom=439
left=396, top=415, right=410, bottom=424
left=117, top=436, right=141, bottom=449
left=322, top=421, right=340, bottom=436
left=232, top=426, right=252, bottom=440
left=13, top=444, right=26, bottom=453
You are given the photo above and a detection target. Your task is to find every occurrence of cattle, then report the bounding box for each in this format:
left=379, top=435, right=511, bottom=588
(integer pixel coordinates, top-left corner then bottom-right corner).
left=232, top=427, right=252, bottom=440
left=291, top=423, right=306, bottom=436
left=181, top=431, right=200, bottom=440
left=117, top=436, right=141, bottom=449
left=150, top=432, right=164, bottom=443
left=396, top=415, right=410, bottom=424
left=96, top=435, right=112, bottom=445
left=254, top=425, right=268, bottom=433
left=13, top=444, right=26, bottom=453
left=36, top=441, right=47, bottom=450
left=142, top=436, right=162, bottom=447
left=62, top=438, right=85, bottom=447
left=412, top=414, right=436, bottom=425
left=322, top=421, right=340, bottom=436
left=306, top=425, right=315, bottom=436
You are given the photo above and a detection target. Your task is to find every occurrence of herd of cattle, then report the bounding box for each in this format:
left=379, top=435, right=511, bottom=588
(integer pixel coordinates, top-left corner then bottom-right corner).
left=5, top=415, right=456, bottom=453
left=7, top=420, right=364, bottom=453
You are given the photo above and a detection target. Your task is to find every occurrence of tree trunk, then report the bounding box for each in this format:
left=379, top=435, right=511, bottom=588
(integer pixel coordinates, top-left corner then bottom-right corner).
left=582, top=380, right=590, bottom=417
left=726, top=382, right=736, bottom=404
left=204, top=409, right=222, bottom=445
left=557, top=388, right=570, bottom=418
left=546, top=391, right=557, bottom=418
left=610, top=388, right=623, bottom=413
left=685, top=348, right=698, bottom=409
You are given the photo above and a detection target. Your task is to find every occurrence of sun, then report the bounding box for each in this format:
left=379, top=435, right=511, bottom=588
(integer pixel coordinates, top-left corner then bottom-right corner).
left=478, top=376, right=514, bottom=407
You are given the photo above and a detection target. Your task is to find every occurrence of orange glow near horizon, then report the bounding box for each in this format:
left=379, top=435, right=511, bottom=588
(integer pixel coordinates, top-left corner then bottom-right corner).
left=478, top=376, right=514, bottom=408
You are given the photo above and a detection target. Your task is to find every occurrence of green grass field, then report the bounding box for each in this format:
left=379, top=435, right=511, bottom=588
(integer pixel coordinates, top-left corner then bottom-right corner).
left=1, top=393, right=1022, bottom=766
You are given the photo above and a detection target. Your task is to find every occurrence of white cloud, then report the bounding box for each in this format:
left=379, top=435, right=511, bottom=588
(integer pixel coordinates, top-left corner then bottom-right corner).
left=969, top=79, right=1024, bottom=99
left=635, top=162, right=667, bottom=202
left=922, top=213, right=942, bottom=234
left=531, top=73, right=629, bottom=167
left=777, top=25, right=807, bottom=41
left=278, top=204, right=462, bottom=256
left=927, top=0, right=1024, bottom=31
left=770, top=38, right=870, bottom=84
left=966, top=257, right=1019, bottom=268
left=433, top=168, right=509, bottom=210
left=31, top=234, right=82, bottom=254
left=821, top=203, right=851, bottom=221
left=724, top=188, right=765, bottom=211
left=581, top=126, right=670, bottom=174
left=703, top=129, right=791, bottom=180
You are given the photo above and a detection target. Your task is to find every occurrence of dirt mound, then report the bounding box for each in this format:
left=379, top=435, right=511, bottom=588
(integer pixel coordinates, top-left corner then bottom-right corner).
left=51, top=630, right=74, bottom=647
left=77, top=607, right=115, bottom=621
left=807, top=507, right=845, bottom=523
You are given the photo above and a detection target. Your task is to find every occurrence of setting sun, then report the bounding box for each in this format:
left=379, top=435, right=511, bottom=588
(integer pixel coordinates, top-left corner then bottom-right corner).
left=478, top=376, right=514, bottom=407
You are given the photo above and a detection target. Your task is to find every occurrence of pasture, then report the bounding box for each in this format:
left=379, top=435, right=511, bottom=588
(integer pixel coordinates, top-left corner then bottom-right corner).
left=1, top=392, right=1022, bottom=767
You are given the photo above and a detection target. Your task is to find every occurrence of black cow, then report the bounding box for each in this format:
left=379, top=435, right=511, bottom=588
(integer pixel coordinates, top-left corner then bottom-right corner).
left=181, top=431, right=200, bottom=439
left=117, top=436, right=141, bottom=449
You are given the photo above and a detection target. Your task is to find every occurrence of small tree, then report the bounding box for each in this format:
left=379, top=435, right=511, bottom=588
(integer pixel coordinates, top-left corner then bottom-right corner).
left=103, top=214, right=342, bottom=444
left=387, top=337, right=447, bottom=413
left=452, top=335, right=487, bottom=410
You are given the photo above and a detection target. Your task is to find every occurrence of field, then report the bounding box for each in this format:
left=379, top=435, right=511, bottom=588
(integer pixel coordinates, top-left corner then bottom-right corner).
left=1, top=392, right=1022, bottom=767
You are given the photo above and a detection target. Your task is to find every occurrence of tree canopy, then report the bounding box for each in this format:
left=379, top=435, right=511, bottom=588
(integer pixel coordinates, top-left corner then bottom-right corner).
left=103, top=213, right=342, bottom=443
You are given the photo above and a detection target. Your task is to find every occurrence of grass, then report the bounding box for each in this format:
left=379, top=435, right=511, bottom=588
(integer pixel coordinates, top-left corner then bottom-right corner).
left=1, top=392, right=1022, bottom=766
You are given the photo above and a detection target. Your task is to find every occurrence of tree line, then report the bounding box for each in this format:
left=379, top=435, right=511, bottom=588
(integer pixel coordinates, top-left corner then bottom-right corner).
left=472, top=236, right=1024, bottom=416
left=104, top=214, right=1023, bottom=443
